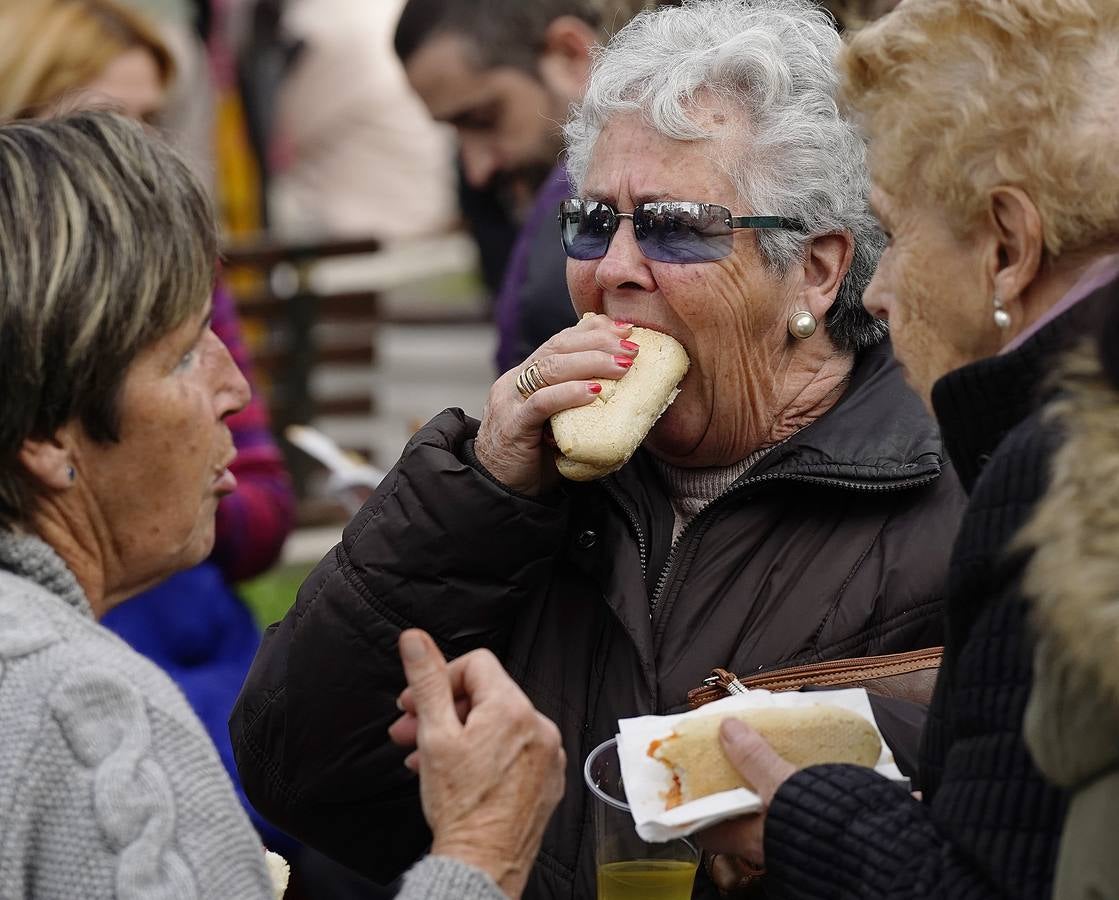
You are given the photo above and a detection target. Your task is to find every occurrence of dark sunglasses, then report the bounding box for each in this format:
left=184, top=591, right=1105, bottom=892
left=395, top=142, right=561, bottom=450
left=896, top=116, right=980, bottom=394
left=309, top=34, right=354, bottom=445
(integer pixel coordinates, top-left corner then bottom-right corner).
left=558, top=198, right=806, bottom=264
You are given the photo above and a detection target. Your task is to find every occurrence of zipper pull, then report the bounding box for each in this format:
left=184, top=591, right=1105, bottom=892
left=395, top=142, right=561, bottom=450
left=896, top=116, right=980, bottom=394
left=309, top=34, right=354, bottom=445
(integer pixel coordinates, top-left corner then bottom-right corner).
left=703, top=667, right=748, bottom=697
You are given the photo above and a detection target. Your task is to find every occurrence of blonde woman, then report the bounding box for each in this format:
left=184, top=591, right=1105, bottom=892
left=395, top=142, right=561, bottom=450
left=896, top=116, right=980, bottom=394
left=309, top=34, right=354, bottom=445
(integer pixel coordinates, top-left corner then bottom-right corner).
left=0, top=0, right=172, bottom=121
left=693, top=1, right=1119, bottom=897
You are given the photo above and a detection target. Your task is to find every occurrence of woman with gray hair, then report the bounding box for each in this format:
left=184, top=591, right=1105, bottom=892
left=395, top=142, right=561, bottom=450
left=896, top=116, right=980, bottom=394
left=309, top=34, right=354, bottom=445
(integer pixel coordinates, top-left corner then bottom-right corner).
left=0, top=111, right=564, bottom=900
left=231, top=2, right=964, bottom=897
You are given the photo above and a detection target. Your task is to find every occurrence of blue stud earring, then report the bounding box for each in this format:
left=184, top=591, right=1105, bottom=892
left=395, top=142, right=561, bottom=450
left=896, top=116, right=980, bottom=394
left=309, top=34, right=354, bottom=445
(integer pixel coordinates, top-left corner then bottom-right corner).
left=67, top=466, right=76, bottom=482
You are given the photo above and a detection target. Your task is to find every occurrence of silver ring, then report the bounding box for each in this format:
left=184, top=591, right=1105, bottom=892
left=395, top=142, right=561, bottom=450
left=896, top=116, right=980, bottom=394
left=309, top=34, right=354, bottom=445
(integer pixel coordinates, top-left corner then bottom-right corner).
left=515, top=361, right=549, bottom=400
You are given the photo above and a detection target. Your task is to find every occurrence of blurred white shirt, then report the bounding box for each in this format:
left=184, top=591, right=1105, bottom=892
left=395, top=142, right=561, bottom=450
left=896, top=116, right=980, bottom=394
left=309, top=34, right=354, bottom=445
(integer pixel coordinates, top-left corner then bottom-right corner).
left=270, top=0, right=458, bottom=242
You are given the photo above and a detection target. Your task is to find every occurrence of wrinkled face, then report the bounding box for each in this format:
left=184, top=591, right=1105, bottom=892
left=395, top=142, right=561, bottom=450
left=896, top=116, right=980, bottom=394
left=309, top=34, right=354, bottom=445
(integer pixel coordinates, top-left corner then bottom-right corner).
left=72, top=304, right=250, bottom=595
left=75, top=46, right=165, bottom=123
left=405, top=33, right=567, bottom=190
left=566, top=112, right=807, bottom=466
left=863, top=185, right=995, bottom=407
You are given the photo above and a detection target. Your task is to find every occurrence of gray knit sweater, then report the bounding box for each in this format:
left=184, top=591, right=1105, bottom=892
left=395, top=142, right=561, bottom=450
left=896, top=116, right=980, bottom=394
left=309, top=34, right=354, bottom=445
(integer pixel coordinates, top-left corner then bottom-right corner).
left=0, top=531, right=507, bottom=900
left=0, top=531, right=274, bottom=898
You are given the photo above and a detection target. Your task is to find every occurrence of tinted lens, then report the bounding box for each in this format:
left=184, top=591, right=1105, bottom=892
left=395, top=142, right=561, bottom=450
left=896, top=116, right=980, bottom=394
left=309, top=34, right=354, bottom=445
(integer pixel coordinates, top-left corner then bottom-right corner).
left=560, top=199, right=616, bottom=260
left=634, top=202, right=734, bottom=263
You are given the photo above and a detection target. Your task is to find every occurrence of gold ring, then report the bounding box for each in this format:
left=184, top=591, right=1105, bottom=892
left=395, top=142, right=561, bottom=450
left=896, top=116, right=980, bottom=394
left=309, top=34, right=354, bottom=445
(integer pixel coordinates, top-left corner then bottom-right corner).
left=515, top=361, right=549, bottom=400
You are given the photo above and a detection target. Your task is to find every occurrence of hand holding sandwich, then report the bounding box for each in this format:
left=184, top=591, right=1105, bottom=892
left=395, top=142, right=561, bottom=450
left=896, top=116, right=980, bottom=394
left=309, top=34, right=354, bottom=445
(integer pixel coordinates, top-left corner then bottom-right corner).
left=390, top=630, right=566, bottom=900
left=695, top=719, right=796, bottom=872
left=475, top=314, right=640, bottom=495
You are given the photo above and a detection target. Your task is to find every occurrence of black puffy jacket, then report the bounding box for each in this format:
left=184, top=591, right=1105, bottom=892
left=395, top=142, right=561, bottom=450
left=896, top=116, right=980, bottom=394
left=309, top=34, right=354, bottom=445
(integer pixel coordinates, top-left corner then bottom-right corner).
left=232, top=341, right=966, bottom=899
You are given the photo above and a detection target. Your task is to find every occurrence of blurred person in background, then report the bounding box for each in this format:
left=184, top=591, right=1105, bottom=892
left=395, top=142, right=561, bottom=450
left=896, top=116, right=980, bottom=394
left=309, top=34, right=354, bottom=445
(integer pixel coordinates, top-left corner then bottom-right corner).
left=231, top=2, right=966, bottom=896
left=118, top=0, right=219, bottom=186
left=0, top=0, right=297, bottom=854
left=690, top=1, right=1119, bottom=897
left=817, top=0, right=898, bottom=30
left=267, top=0, right=458, bottom=242
left=394, top=0, right=663, bottom=373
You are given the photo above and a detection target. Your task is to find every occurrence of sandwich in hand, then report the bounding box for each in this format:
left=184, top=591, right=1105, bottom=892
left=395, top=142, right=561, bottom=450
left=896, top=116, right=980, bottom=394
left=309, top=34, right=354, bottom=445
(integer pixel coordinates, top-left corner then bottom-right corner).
left=550, top=319, right=690, bottom=481
left=648, top=706, right=881, bottom=809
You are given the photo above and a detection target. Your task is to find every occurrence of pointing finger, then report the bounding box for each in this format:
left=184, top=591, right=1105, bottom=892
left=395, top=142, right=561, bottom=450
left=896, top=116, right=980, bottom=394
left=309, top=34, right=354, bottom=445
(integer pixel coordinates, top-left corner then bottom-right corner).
left=398, top=630, right=460, bottom=736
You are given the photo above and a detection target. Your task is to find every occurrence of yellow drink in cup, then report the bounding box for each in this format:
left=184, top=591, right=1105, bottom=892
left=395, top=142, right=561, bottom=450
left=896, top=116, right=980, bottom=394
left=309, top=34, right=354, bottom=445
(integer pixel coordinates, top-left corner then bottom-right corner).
left=584, top=738, right=699, bottom=900
left=597, top=859, right=699, bottom=900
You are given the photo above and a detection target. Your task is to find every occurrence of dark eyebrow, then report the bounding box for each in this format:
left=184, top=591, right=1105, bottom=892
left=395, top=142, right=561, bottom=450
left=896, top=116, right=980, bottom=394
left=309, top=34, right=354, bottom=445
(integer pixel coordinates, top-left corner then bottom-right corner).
left=445, top=99, right=501, bottom=129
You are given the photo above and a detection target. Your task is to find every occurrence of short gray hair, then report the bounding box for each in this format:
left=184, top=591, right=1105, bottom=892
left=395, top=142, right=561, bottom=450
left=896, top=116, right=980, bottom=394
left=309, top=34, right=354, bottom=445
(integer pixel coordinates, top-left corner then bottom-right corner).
left=0, top=111, right=217, bottom=528
left=565, top=0, right=886, bottom=353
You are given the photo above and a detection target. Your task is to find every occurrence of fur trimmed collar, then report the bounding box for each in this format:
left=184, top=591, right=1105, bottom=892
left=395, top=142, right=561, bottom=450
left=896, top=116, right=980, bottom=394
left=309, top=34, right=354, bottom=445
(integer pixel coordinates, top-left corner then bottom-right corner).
left=1019, top=344, right=1119, bottom=702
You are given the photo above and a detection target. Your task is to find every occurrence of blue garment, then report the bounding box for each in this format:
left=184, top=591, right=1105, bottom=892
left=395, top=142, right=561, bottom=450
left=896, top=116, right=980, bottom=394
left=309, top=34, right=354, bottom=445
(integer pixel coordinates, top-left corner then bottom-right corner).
left=103, top=562, right=297, bottom=854
left=492, top=163, right=578, bottom=373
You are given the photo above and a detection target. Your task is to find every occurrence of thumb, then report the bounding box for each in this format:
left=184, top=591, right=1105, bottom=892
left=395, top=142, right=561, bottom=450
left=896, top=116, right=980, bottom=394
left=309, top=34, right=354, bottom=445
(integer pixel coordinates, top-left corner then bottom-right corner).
left=399, top=630, right=460, bottom=735
left=719, top=719, right=796, bottom=805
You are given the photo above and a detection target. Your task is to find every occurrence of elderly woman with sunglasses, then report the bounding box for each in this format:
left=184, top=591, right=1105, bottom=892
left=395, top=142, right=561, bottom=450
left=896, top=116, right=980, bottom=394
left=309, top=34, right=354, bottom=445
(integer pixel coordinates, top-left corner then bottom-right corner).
left=231, top=1, right=964, bottom=897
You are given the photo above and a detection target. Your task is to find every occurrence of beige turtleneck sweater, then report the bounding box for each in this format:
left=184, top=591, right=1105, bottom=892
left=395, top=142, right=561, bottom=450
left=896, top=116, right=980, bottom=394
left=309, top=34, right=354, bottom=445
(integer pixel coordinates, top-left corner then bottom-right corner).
left=651, top=445, right=775, bottom=546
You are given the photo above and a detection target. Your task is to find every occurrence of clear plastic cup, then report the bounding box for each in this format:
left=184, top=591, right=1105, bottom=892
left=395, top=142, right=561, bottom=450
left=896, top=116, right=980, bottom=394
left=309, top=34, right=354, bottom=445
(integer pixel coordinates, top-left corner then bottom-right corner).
left=584, top=737, right=699, bottom=900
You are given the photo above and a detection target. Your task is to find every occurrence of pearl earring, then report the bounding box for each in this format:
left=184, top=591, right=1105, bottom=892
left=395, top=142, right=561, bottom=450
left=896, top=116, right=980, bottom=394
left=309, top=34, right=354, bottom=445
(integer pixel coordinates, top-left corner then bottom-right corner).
left=788, top=310, right=817, bottom=340
left=993, top=294, right=1011, bottom=329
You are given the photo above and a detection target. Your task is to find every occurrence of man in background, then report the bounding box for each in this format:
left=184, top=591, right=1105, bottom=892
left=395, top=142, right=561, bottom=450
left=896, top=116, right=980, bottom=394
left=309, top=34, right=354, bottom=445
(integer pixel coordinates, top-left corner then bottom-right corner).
left=394, top=0, right=664, bottom=373
left=819, top=0, right=899, bottom=29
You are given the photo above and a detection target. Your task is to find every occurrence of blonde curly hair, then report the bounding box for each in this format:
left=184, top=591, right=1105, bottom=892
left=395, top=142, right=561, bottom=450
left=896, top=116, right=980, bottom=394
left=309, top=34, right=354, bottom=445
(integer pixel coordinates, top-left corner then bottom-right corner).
left=840, top=0, right=1119, bottom=258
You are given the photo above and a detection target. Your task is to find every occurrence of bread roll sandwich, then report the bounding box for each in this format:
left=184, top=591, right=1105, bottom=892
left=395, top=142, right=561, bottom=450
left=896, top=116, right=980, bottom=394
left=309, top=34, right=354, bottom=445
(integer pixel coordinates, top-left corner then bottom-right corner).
left=648, top=706, right=881, bottom=809
left=551, top=319, right=690, bottom=481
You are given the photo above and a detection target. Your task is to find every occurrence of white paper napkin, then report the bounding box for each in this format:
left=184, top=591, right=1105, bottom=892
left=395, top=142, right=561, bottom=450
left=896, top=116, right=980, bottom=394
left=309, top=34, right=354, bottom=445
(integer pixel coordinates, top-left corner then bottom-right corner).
left=617, top=688, right=906, bottom=842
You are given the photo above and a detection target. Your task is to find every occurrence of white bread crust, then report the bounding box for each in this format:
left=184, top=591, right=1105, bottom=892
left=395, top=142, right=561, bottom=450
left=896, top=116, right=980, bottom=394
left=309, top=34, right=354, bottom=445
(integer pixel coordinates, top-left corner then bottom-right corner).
left=552, top=325, right=689, bottom=481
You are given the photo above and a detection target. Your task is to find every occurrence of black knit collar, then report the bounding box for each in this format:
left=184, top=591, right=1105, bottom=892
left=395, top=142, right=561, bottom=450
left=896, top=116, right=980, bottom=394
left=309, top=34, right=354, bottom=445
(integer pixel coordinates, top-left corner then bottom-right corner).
left=931, top=285, right=1113, bottom=493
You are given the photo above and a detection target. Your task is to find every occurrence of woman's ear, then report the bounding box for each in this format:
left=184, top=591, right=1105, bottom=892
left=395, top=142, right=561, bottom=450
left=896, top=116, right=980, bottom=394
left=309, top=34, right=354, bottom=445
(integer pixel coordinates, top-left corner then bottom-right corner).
left=798, top=231, right=854, bottom=321
left=18, top=424, right=79, bottom=492
left=537, top=16, right=598, bottom=104
left=987, top=186, right=1043, bottom=310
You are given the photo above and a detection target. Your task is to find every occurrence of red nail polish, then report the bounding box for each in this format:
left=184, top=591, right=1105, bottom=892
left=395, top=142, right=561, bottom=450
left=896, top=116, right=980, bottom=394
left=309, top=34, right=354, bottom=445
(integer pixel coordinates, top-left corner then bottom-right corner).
left=614, top=355, right=634, bottom=368
left=619, top=339, right=639, bottom=352
left=589, top=382, right=603, bottom=394
left=613, top=320, right=633, bottom=328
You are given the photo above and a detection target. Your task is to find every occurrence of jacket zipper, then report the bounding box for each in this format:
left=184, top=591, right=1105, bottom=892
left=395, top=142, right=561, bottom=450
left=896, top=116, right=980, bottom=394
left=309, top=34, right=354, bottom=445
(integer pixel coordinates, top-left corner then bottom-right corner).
left=600, top=479, right=650, bottom=578
left=648, top=469, right=940, bottom=628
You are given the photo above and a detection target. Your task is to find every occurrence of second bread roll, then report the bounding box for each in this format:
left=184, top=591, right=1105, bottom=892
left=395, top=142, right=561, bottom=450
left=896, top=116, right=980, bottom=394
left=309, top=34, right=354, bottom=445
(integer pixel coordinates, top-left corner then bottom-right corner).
left=648, top=706, right=881, bottom=808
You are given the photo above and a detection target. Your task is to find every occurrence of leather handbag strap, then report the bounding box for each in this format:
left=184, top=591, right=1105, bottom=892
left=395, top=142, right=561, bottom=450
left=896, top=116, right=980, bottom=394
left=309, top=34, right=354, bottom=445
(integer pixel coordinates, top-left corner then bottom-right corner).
left=687, top=646, right=944, bottom=709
